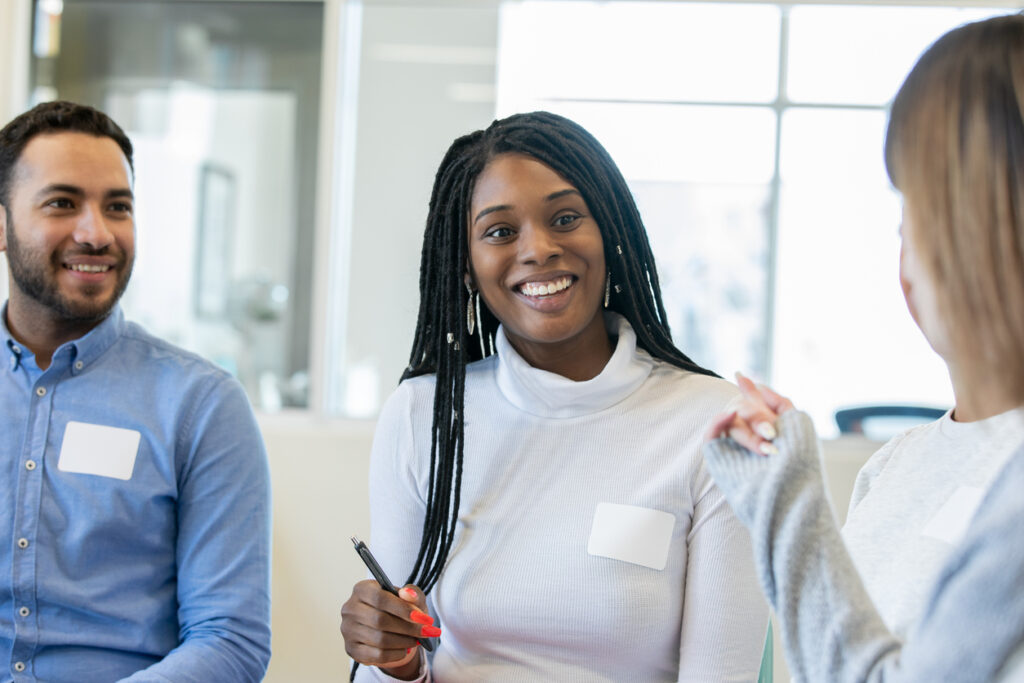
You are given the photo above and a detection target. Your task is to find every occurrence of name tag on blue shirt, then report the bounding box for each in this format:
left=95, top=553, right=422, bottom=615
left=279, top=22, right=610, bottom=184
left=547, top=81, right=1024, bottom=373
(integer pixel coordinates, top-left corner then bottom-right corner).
left=58, top=421, right=141, bottom=481
left=588, top=502, right=676, bottom=570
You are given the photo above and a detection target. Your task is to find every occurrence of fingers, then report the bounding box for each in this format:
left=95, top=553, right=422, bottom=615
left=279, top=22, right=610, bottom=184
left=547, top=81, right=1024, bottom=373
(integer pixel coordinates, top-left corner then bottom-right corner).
left=727, top=413, right=779, bottom=457
left=340, top=580, right=440, bottom=668
left=398, top=585, right=429, bottom=613
left=753, top=381, right=795, bottom=415
left=733, top=372, right=779, bottom=443
left=704, top=410, right=738, bottom=442
left=709, top=372, right=800, bottom=457
left=398, top=585, right=439, bottom=634
left=343, top=620, right=419, bottom=669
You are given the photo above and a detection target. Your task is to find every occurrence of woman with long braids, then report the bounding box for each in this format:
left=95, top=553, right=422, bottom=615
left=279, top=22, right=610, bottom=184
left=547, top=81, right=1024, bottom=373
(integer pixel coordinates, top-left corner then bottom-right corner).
left=340, top=111, right=768, bottom=681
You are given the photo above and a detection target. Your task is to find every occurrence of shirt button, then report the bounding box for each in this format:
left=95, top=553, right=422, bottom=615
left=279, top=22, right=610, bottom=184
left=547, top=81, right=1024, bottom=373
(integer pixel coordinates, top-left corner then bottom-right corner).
left=17, top=538, right=28, bottom=549
left=13, top=661, right=25, bottom=672
left=18, top=606, right=29, bottom=617
left=35, top=387, right=46, bottom=397
left=11, top=345, right=20, bottom=354
left=74, top=360, right=84, bottom=370
left=25, top=460, right=36, bottom=471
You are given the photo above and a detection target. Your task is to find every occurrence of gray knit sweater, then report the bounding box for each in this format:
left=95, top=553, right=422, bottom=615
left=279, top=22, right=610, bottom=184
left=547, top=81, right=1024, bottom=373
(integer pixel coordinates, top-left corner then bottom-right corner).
left=703, top=410, right=1024, bottom=682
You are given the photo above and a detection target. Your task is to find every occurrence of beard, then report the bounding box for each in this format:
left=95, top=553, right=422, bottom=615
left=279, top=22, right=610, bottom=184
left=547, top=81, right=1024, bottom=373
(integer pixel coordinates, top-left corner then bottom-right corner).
left=5, top=206, right=134, bottom=324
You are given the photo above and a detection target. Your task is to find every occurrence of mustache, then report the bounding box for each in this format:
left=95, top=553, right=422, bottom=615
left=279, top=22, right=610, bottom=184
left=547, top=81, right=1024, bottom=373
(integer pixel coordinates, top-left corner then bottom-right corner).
left=59, top=246, right=126, bottom=260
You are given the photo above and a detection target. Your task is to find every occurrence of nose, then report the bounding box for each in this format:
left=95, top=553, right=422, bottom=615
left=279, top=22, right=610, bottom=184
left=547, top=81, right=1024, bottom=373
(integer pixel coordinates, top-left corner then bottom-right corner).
left=517, top=223, right=562, bottom=265
left=73, top=202, right=115, bottom=250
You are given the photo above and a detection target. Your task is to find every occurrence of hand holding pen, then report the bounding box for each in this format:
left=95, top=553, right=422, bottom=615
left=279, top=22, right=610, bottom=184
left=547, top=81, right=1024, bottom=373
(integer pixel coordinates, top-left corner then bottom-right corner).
left=340, top=537, right=441, bottom=678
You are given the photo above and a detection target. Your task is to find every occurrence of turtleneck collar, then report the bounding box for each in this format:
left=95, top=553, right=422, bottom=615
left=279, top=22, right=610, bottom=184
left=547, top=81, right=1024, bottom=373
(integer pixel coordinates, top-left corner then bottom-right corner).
left=494, top=312, right=654, bottom=418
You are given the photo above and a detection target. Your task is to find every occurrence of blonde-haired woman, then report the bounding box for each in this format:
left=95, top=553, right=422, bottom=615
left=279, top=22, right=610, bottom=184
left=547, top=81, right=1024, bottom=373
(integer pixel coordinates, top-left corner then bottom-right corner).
left=702, top=14, right=1024, bottom=681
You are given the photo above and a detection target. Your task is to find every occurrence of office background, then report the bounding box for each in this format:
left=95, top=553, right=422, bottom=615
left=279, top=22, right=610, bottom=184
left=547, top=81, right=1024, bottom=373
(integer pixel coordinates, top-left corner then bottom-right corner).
left=1, top=1, right=1021, bottom=680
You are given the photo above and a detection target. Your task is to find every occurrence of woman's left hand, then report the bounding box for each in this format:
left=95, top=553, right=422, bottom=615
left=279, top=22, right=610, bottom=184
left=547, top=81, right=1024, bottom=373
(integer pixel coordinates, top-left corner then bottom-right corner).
left=705, top=372, right=796, bottom=456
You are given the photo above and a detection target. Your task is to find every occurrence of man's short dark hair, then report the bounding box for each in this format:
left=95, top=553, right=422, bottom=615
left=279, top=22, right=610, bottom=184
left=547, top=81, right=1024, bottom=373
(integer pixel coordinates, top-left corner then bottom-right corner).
left=0, top=100, right=134, bottom=206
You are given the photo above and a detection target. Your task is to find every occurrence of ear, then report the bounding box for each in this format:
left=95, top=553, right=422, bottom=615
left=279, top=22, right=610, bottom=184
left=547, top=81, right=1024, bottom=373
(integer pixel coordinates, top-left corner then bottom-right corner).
left=0, top=204, right=7, bottom=253
left=464, top=268, right=475, bottom=291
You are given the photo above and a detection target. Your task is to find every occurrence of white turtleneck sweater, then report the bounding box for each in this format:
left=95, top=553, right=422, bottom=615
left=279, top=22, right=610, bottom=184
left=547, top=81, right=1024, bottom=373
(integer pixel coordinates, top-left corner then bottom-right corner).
left=358, top=314, right=768, bottom=682
left=841, top=406, right=1024, bottom=637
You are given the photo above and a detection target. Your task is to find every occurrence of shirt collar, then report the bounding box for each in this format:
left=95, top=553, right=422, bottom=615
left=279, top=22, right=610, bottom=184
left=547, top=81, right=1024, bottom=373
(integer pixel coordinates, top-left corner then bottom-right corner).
left=2, top=302, right=125, bottom=374
left=2, top=303, right=24, bottom=372
left=494, top=311, right=655, bottom=418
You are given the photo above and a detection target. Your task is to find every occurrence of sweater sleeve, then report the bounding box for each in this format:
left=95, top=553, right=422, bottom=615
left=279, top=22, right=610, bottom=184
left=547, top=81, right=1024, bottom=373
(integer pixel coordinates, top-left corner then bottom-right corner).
left=702, top=411, right=900, bottom=682
left=353, top=383, right=433, bottom=683
left=677, top=460, right=769, bottom=682
left=702, top=411, right=1024, bottom=683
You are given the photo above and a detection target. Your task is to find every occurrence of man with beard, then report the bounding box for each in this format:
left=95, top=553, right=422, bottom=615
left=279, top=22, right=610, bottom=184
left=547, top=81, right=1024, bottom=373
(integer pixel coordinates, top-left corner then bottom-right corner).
left=0, top=101, right=271, bottom=682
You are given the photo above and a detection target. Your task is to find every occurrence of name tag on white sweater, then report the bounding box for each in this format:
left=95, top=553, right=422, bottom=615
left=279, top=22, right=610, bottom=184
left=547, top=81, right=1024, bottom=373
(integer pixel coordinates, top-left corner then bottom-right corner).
left=921, top=486, right=986, bottom=545
left=58, top=421, right=141, bottom=480
left=587, top=502, right=675, bottom=570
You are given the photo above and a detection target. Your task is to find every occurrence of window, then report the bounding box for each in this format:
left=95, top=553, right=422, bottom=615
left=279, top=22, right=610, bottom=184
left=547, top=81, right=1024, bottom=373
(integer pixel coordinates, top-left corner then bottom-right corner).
left=30, top=0, right=323, bottom=410
left=18, top=0, right=1012, bottom=427
left=496, top=1, right=1006, bottom=433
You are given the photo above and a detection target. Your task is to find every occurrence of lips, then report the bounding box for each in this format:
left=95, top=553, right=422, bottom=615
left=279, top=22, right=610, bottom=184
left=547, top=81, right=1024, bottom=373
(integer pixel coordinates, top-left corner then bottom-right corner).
left=515, top=274, right=576, bottom=298
left=60, top=255, right=120, bottom=283
left=65, top=263, right=113, bottom=273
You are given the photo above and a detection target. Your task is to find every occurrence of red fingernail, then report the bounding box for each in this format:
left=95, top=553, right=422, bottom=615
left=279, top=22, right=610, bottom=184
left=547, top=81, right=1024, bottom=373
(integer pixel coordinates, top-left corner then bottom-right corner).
left=398, top=587, right=417, bottom=600
left=421, top=625, right=442, bottom=638
left=410, top=610, right=433, bottom=626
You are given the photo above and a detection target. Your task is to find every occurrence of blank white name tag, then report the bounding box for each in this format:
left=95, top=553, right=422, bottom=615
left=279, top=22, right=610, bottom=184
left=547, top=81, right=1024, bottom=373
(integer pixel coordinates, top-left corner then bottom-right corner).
left=587, top=502, right=676, bottom=570
left=58, top=421, right=141, bottom=481
left=921, top=486, right=986, bottom=545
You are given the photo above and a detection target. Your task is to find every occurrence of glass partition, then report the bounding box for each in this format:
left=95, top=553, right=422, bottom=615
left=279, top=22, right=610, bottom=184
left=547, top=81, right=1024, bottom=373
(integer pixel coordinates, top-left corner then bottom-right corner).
left=31, top=0, right=323, bottom=409
left=24, top=0, right=1015, bottom=427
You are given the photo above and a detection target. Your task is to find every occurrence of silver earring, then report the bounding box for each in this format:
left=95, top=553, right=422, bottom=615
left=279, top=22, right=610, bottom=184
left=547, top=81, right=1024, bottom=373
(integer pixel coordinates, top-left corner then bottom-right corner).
left=466, top=284, right=476, bottom=336
left=475, top=291, right=488, bottom=357
left=604, top=272, right=611, bottom=308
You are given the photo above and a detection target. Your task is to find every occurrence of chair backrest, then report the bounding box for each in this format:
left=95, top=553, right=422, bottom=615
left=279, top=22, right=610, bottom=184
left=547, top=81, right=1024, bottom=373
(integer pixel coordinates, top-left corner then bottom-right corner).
left=835, top=405, right=947, bottom=442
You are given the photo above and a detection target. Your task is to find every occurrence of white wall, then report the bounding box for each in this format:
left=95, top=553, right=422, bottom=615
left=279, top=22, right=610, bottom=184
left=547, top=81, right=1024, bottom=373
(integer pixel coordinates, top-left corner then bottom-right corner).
left=261, top=414, right=376, bottom=683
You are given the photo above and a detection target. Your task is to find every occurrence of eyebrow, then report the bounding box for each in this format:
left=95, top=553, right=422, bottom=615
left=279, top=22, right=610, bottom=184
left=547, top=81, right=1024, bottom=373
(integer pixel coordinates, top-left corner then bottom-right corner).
left=472, top=188, right=582, bottom=225
left=35, top=184, right=134, bottom=201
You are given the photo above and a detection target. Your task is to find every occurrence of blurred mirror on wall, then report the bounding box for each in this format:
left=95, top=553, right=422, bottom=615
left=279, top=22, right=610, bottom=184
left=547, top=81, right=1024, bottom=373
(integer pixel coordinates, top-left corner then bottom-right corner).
left=30, top=0, right=323, bottom=410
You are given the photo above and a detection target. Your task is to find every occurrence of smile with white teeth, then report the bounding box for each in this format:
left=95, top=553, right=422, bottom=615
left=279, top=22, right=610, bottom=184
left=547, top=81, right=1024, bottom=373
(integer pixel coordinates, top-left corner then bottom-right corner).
left=519, top=276, right=573, bottom=297
left=66, top=264, right=112, bottom=273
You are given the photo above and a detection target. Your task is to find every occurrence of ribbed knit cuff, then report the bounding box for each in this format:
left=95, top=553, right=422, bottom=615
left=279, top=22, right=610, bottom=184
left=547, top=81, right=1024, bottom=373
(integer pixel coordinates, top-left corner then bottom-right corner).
left=702, top=410, right=820, bottom=526
left=369, top=649, right=429, bottom=683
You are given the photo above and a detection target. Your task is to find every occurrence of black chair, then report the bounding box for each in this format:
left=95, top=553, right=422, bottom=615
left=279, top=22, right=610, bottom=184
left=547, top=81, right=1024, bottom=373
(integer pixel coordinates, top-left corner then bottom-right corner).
left=834, top=405, right=947, bottom=440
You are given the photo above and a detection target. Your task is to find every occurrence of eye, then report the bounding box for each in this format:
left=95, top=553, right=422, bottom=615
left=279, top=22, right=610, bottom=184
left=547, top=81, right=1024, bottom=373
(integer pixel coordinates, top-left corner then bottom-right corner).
left=552, top=212, right=581, bottom=229
left=45, top=197, right=75, bottom=210
left=108, top=201, right=133, bottom=215
left=483, top=225, right=515, bottom=241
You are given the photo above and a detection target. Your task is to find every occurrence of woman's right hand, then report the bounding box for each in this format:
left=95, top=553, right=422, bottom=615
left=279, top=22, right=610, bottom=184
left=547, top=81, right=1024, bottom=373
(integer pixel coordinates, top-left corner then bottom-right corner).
left=340, top=581, right=441, bottom=680
left=704, top=372, right=796, bottom=456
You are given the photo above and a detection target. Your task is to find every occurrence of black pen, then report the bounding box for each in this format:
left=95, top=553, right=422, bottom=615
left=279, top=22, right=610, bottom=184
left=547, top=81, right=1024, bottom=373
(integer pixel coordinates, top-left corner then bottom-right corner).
left=351, top=536, right=436, bottom=652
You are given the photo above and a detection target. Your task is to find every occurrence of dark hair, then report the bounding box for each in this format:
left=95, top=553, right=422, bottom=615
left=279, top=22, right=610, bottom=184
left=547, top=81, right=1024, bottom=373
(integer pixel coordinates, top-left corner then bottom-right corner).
left=0, top=100, right=134, bottom=206
left=403, top=111, right=717, bottom=594
left=884, top=14, right=1024, bottom=406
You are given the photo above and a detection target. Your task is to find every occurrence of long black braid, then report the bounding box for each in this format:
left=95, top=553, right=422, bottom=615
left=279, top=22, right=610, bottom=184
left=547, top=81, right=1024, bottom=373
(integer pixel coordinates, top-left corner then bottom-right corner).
left=401, top=110, right=717, bottom=596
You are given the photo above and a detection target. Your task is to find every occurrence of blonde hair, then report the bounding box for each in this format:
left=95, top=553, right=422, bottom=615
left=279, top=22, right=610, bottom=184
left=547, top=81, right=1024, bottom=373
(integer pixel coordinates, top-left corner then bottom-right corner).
left=885, top=14, right=1024, bottom=403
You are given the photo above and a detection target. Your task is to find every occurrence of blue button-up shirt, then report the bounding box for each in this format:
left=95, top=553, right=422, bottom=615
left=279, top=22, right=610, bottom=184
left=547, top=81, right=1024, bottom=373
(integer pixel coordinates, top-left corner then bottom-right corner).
left=1, top=305, right=271, bottom=682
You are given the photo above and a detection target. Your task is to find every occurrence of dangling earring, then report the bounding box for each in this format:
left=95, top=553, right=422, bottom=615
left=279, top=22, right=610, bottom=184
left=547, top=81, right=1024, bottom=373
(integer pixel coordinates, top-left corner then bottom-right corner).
left=466, top=283, right=476, bottom=336
left=604, top=271, right=611, bottom=308
left=475, top=293, right=488, bottom=358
